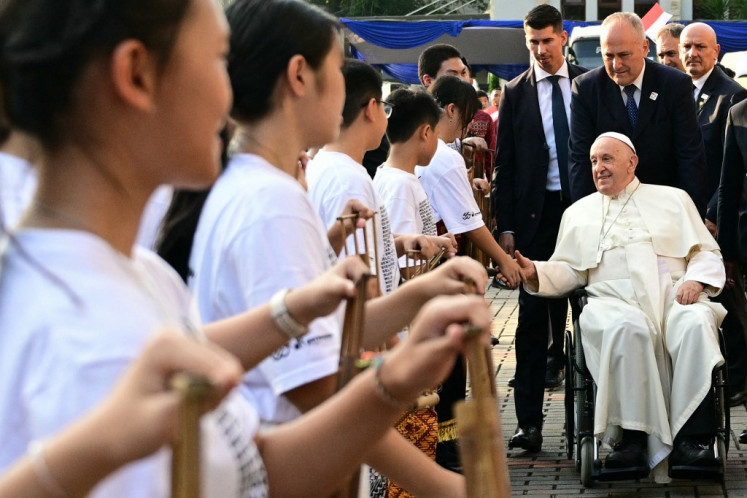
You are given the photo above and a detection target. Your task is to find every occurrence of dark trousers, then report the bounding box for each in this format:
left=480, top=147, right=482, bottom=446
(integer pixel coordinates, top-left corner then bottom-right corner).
left=435, top=357, right=466, bottom=424
left=714, top=267, right=747, bottom=395
left=514, top=191, right=569, bottom=429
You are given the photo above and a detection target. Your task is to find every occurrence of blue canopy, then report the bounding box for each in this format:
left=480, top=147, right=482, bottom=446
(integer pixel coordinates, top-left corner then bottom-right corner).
left=342, top=18, right=747, bottom=84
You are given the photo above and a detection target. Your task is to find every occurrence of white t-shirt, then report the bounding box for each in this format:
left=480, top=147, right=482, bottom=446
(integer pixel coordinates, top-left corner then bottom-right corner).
left=189, top=154, right=340, bottom=424
left=415, top=139, right=484, bottom=235
left=307, top=150, right=400, bottom=295
left=136, top=185, right=174, bottom=250
left=0, top=152, right=37, bottom=228
left=373, top=166, right=436, bottom=238
left=373, top=166, right=437, bottom=268
left=0, top=230, right=267, bottom=498
left=0, top=152, right=169, bottom=250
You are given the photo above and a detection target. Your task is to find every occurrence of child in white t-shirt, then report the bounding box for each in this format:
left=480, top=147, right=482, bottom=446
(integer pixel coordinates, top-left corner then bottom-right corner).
left=186, top=2, right=493, bottom=496
left=308, top=60, right=456, bottom=296
left=0, top=1, right=492, bottom=497
left=415, top=75, right=522, bottom=289
left=374, top=88, right=444, bottom=270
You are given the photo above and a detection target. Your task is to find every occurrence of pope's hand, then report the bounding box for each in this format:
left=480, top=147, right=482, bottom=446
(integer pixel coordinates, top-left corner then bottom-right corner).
left=514, top=250, right=536, bottom=287
left=676, top=280, right=704, bottom=305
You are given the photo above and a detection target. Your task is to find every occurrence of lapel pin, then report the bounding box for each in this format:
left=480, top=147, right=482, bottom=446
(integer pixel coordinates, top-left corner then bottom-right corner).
left=702, top=93, right=710, bottom=102
left=649, top=92, right=658, bottom=101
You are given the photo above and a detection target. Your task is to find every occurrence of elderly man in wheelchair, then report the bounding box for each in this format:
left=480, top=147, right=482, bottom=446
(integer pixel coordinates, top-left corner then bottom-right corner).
left=516, top=132, right=727, bottom=481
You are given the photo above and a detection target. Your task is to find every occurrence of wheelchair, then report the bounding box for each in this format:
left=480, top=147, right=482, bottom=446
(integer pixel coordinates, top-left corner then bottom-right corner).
left=564, top=289, right=730, bottom=487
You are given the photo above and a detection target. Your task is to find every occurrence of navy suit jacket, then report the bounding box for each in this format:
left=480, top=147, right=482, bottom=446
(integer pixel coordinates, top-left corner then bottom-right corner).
left=717, top=100, right=747, bottom=263
left=696, top=65, right=747, bottom=214
left=569, top=59, right=707, bottom=214
left=492, top=62, right=587, bottom=251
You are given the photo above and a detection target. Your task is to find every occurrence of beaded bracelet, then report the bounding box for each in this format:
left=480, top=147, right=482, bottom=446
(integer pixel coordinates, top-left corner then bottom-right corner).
left=28, top=440, right=69, bottom=498
left=372, top=356, right=412, bottom=410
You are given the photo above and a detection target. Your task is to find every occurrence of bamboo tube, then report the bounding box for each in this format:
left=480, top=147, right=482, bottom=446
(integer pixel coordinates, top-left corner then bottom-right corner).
left=333, top=215, right=374, bottom=498
left=337, top=213, right=359, bottom=258
left=454, top=325, right=511, bottom=498
left=171, top=374, right=214, bottom=498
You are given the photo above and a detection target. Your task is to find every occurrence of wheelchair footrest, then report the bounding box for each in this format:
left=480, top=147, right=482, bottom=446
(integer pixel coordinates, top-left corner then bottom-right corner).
left=594, top=461, right=650, bottom=481
left=669, top=461, right=723, bottom=480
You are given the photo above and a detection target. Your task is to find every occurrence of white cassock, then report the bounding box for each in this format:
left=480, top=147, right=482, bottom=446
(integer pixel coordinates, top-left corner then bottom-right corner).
left=525, top=178, right=726, bottom=479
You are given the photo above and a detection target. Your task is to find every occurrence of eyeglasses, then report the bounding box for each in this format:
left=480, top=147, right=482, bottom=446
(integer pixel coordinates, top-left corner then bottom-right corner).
left=361, top=99, right=394, bottom=118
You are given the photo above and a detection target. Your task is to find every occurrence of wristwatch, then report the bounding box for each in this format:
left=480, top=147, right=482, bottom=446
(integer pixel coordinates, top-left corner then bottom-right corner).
left=269, top=288, right=308, bottom=339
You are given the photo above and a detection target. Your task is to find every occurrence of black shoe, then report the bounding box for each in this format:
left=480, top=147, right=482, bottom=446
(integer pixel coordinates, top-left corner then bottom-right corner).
left=490, top=336, right=500, bottom=346
left=508, top=426, right=542, bottom=453
left=507, top=376, right=515, bottom=388
left=605, top=431, right=648, bottom=469
left=545, top=368, right=563, bottom=389
left=670, top=438, right=718, bottom=468
left=740, top=427, right=747, bottom=444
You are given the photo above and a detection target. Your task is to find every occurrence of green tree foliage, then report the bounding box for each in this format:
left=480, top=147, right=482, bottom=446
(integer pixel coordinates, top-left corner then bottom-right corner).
left=488, top=73, right=501, bottom=92
left=694, top=0, right=747, bottom=19
left=310, top=0, right=423, bottom=16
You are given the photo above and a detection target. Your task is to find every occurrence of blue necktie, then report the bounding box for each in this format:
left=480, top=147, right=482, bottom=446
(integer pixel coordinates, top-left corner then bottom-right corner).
left=624, top=85, right=638, bottom=129
left=548, top=75, right=570, bottom=199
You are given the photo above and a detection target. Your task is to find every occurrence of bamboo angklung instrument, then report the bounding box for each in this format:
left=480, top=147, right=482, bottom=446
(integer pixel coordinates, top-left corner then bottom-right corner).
left=171, top=373, right=215, bottom=498
left=461, top=142, right=493, bottom=267
left=461, top=141, right=477, bottom=177
left=334, top=213, right=374, bottom=498
left=472, top=148, right=493, bottom=227
left=423, top=246, right=447, bottom=274
left=454, top=278, right=511, bottom=497
left=403, top=249, right=425, bottom=281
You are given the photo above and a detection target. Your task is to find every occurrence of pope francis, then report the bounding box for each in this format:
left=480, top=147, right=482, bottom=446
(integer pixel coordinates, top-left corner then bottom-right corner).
left=516, top=132, right=726, bottom=477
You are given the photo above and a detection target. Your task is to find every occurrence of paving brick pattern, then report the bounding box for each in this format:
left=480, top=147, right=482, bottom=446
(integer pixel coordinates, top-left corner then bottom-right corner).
left=484, top=285, right=747, bottom=497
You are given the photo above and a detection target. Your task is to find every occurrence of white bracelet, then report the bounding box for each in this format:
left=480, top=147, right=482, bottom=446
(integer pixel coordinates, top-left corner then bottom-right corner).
left=270, top=288, right=308, bottom=339
left=28, top=440, right=69, bottom=497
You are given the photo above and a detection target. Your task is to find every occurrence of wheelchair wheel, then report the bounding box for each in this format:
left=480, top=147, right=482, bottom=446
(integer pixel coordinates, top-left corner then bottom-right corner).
left=564, top=331, right=575, bottom=461
left=580, top=436, right=595, bottom=487
left=574, top=324, right=590, bottom=472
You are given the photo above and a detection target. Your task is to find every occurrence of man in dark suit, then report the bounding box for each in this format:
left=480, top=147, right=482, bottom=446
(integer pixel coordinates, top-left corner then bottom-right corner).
left=681, top=22, right=747, bottom=216
left=718, top=102, right=747, bottom=439
left=493, top=4, right=587, bottom=453
left=569, top=12, right=707, bottom=214
left=682, top=23, right=747, bottom=407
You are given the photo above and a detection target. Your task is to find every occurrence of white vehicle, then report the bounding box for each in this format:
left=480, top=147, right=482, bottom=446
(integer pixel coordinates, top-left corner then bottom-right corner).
left=721, top=50, right=747, bottom=89
left=567, top=25, right=657, bottom=69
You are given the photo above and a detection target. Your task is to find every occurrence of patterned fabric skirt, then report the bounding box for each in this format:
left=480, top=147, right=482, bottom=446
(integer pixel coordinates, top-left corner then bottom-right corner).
left=385, top=407, right=439, bottom=498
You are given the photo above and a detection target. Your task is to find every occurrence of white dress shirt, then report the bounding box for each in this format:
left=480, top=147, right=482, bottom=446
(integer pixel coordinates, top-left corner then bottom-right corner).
left=693, top=67, right=715, bottom=101
left=619, top=63, right=646, bottom=108
left=535, top=60, right=571, bottom=191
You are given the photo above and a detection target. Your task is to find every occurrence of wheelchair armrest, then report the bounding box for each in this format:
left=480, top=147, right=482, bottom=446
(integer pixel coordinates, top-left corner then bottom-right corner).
left=570, top=288, right=588, bottom=321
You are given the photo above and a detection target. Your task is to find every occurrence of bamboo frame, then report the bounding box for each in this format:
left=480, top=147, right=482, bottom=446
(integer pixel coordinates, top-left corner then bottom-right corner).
left=460, top=143, right=494, bottom=268
left=454, top=279, right=510, bottom=497
left=171, top=374, right=214, bottom=498
left=334, top=214, right=375, bottom=498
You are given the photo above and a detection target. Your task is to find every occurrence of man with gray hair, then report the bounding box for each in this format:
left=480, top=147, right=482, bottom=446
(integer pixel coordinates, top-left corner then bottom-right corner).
left=655, top=23, right=685, bottom=72
left=518, top=132, right=725, bottom=477
left=569, top=12, right=707, bottom=215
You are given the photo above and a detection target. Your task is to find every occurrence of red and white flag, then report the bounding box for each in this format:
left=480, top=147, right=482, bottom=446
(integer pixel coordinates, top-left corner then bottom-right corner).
left=641, top=2, right=673, bottom=40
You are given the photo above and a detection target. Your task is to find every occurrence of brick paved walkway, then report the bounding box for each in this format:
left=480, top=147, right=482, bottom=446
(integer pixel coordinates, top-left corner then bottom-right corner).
left=485, top=285, right=747, bottom=497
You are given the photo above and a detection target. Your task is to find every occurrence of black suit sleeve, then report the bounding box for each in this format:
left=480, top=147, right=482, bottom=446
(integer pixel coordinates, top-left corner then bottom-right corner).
left=493, top=87, right=516, bottom=233
left=671, top=74, right=708, bottom=214
left=568, top=76, right=597, bottom=202
left=718, top=104, right=746, bottom=262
